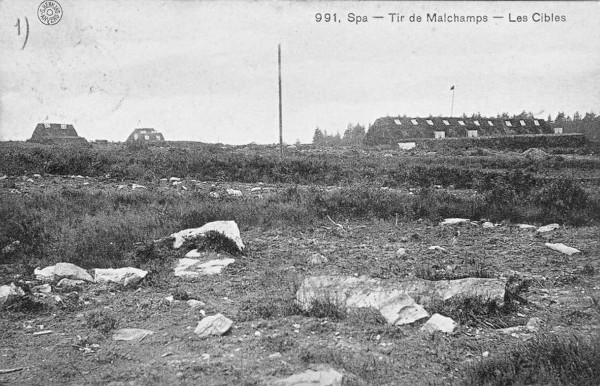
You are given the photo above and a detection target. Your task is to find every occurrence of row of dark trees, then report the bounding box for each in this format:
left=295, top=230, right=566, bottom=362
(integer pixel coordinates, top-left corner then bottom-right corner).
left=313, top=111, right=600, bottom=145
left=313, top=123, right=366, bottom=146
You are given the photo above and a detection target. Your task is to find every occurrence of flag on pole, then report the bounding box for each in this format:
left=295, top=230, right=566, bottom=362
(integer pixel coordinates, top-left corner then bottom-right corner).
left=450, top=85, right=455, bottom=90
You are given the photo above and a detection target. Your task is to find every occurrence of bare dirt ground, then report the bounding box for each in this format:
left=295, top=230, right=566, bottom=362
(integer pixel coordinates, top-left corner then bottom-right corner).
left=1, top=176, right=599, bottom=385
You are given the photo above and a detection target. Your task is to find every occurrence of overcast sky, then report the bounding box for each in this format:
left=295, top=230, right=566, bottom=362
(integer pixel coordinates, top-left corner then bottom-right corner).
left=1, top=1, right=598, bottom=144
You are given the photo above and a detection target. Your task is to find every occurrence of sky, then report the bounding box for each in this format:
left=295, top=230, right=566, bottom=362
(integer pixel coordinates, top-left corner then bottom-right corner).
left=0, top=0, right=599, bottom=144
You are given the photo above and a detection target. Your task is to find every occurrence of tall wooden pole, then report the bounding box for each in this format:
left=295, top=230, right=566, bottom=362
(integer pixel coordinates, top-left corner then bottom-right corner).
left=450, top=87, right=455, bottom=117
left=278, top=44, right=283, bottom=158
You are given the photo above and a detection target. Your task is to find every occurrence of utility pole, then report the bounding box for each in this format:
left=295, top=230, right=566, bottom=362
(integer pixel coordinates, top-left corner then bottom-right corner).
left=450, top=85, right=455, bottom=117
left=278, top=44, right=283, bottom=158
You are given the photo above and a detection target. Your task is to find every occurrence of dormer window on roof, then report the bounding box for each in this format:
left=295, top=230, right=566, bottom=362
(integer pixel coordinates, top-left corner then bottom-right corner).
left=458, top=120, right=465, bottom=126
left=411, top=119, right=418, bottom=125
left=394, top=119, right=401, bottom=125
left=488, top=121, right=494, bottom=126
left=474, top=120, right=480, bottom=126
left=506, top=121, right=512, bottom=127
left=426, top=120, right=434, bottom=125
left=443, top=120, right=450, bottom=125
left=534, top=120, right=539, bottom=126
left=520, top=120, right=526, bottom=126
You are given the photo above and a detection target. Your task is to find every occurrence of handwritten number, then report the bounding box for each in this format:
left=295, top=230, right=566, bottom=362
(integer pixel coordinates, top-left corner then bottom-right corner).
left=15, top=18, right=20, bottom=35
left=15, top=17, right=29, bottom=50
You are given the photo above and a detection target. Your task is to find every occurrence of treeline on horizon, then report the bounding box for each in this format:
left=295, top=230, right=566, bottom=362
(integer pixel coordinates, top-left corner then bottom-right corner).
left=312, top=111, right=600, bottom=145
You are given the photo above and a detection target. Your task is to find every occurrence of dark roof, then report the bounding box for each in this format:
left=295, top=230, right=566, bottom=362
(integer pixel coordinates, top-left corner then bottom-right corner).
left=365, top=116, right=552, bottom=144
left=126, top=128, right=165, bottom=142
left=28, top=123, right=88, bottom=145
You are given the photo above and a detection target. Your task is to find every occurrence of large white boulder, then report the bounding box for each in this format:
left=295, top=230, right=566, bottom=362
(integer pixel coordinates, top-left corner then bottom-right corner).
left=94, top=267, right=148, bottom=287
left=170, top=221, right=245, bottom=252
left=296, top=275, right=506, bottom=325
left=34, top=263, right=94, bottom=283
left=271, top=365, right=343, bottom=386
left=296, top=276, right=430, bottom=326
left=421, top=313, right=458, bottom=334
left=194, top=313, right=233, bottom=338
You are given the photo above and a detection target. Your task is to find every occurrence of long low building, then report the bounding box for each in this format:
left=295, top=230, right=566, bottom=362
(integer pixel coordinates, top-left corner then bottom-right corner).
left=365, top=116, right=556, bottom=145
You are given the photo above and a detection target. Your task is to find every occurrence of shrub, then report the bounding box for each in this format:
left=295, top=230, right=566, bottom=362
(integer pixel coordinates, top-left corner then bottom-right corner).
left=462, top=334, right=600, bottom=386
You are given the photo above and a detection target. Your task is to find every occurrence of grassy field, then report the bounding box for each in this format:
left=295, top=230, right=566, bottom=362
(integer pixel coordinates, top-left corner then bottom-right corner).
left=1, top=141, right=599, bottom=385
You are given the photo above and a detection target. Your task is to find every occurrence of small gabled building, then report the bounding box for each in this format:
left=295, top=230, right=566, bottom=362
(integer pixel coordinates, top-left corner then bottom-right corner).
left=126, top=128, right=165, bottom=143
left=28, top=123, right=88, bottom=145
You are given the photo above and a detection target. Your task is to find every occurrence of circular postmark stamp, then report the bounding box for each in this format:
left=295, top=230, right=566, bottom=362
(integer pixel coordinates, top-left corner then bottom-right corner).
left=38, top=1, right=63, bottom=25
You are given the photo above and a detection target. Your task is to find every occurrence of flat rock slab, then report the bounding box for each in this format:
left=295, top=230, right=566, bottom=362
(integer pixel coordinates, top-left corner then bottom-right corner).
left=271, top=365, right=343, bottom=386
left=194, top=313, right=233, bottom=338
left=297, top=276, right=506, bottom=325
left=537, top=223, right=560, bottom=233
left=174, top=258, right=235, bottom=278
left=34, top=263, right=94, bottom=283
left=94, top=267, right=148, bottom=286
left=113, top=328, right=154, bottom=341
left=170, top=221, right=245, bottom=252
left=440, top=218, right=470, bottom=226
left=421, top=313, right=458, bottom=334
left=545, top=243, right=581, bottom=256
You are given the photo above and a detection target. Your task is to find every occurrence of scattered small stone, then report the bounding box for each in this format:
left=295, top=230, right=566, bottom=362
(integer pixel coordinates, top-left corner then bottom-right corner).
left=269, top=352, right=283, bottom=359
left=272, top=365, right=343, bottom=386
left=545, top=243, right=581, bottom=256
left=187, top=299, right=205, bottom=309
left=482, top=222, right=495, bottom=228
left=34, top=262, right=94, bottom=283
left=169, top=177, right=181, bottom=182
left=0, top=283, right=26, bottom=306
left=113, top=328, right=154, bottom=341
left=254, top=331, right=261, bottom=337
left=226, top=188, right=243, bottom=197
left=440, top=218, right=470, bottom=226
left=162, top=352, right=173, bottom=357
left=174, top=258, right=236, bottom=278
left=32, top=330, right=53, bottom=336
left=209, top=192, right=220, bottom=198
left=250, top=187, right=261, bottom=192
left=307, top=253, right=328, bottom=265
left=56, top=278, right=85, bottom=290
left=396, top=248, right=406, bottom=257
left=132, top=184, right=147, bottom=190
left=194, top=313, right=233, bottom=338
left=517, top=224, right=536, bottom=229
left=32, top=284, right=51, bottom=294
left=537, top=223, right=560, bottom=233
left=482, top=351, right=489, bottom=358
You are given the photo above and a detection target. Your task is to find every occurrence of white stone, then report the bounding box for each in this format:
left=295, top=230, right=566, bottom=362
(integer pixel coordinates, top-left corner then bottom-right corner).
left=0, top=283, right=25, bottom=306
left=421, top=313, right=458, bottom=334
left=517, top=224, right=536, bottom=229
left=131, top=184, right=147, bottom=190
left=57, top=278, right=85, bottom=289
left=545, top=243, right=580, bottom=256
left=112, top=328, right=154, bottom=341
left=482, top=222, right=495, bottom=228
left=537, top=223, right=560, bottom=233
left=32, top=283, right=51, bottom=293
left=308, top=253, right=328, bottom=265
left=174, top=258, right=235, bottom=278
left=94, top=267, right=148, bottom=286
left=398, top=142, right=416, bottom=150
left=33, top=174, right=41, bottom=178
left=185, top=249, right=202, bottom=258
left=169, top=177, right=181, bottom=182
left=209, top=192, right=220, bottom=198
left=440, top=218, right=470, bottom=226
left=170, top=221, right=245, bottom=252
left=194, top=313, right=233, bottom=338
left=187, top=299, right=205, bottom=309
left=226, top=188, right=243, bottom=197
left=272, top=365, right=343, bottom=386
left=396, top=248, right=406, bottom=256
left=35, top=263, right=94, bottom=283
left=250, top=187, right=262, bottom=192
